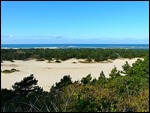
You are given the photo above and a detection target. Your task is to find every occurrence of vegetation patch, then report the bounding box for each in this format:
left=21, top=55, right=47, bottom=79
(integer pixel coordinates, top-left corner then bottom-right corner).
left=2, top=68, right=19, bottom=74
left=78, top=60, right=91, bottom=63
left=72, top=61, right=77, bottom=63
left=55, top=59, right=61, bottom=63
left=10, top=60, right=14, bottom=62
left=78, top=59, right=94, bottom=63
left=11, top=68, right=19, bottom=72
left=36, top=58, right=45, bottom=61
left=2, top=70, right=12, bottom=73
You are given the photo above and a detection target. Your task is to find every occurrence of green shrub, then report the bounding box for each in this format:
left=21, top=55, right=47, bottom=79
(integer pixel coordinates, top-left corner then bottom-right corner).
left=36, top=58, right=45, bottom=61
left=55, top=59, right=61, bottom=63
left=2, top=70, right=12, bottom=73
left=72, top=62, right=77, bottom=63
left=10, top=60, right=14, bottom=62
left=11, top=68, right=19, bottom=72
left=2, top=68, right=19, bottom=73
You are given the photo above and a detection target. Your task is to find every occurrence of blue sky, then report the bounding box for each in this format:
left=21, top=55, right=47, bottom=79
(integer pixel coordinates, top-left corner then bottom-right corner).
left=1, top=1, right=149, bottom=44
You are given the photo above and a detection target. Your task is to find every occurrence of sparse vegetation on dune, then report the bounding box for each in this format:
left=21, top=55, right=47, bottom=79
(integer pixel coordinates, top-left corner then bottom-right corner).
left=36, top=58, right=45, bottom=61
left=72, top=61, right=77, bottom=64
left=2, top=70, right=12, bottom=73
left=2, top=68, right=19, bottom=74
left=78, top=60, right=91, bottom=63
left=1, top=55, right=149, bottom=112
left=10, top=60, right=14, bottom=62
left=55, top=59, right=61, bottom=63
left=78, top=58, right=94, bottom=63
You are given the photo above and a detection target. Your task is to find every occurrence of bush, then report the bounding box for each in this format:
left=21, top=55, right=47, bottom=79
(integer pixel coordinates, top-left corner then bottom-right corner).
left=2, top=70, right=12, bottom=73
left=55, top=59, right=61, bottom=63
left=10, top=60, right=14, bottom=62
left=2, top=68, right=19, bottom=73
left=36, top=58, right=45, bottom=61
left=11, top=68, right=19, bottom=72
left=72, top=62, right=77, bottom=63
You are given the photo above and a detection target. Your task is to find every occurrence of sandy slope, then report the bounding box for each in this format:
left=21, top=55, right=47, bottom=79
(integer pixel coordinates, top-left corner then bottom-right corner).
left=1, top=58, right=142, bottom=91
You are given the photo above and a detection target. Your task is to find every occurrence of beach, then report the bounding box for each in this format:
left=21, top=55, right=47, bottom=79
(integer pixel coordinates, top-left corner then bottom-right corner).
left=1, top=58, right=142, bottom=91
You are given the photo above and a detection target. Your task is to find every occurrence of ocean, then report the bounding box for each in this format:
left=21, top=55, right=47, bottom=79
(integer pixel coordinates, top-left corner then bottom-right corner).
left=1, top=44, right=149, bottom=49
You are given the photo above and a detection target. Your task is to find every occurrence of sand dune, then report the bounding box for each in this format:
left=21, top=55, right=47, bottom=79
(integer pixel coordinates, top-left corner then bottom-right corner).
left=1, top=58, right=142, bottom=91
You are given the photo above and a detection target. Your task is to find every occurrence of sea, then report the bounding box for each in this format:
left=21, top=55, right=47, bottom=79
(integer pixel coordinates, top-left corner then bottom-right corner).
left=1, top=44, right=149, bottom=49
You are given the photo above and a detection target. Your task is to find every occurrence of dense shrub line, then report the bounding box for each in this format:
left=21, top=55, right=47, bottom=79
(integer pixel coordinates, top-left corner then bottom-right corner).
left=1, top=48, right=148, bottom=61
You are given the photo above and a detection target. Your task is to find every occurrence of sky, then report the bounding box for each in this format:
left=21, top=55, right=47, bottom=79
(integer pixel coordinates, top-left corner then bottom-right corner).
left=1, top=1, right=149, bottom=44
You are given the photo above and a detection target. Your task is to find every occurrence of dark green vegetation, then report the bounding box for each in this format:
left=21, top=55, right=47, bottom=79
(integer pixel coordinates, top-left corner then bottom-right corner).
left=1, top=55, right=149, bottom=112
left=2, top=68, right=19, bottom=74
left=55, top=59, right=61, bottom=63
left=36, top=58, right=45, bottom=61
left=1, top=48, right=148, bottom=61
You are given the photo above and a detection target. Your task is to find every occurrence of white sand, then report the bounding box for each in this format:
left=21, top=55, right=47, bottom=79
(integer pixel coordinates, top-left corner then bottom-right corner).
left=1, top=58, right=142, bottom=91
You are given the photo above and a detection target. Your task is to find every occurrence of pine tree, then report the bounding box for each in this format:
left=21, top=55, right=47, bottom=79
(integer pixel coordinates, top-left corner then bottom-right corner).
left=12, top=74, right=38, bottom=96
left=109, top=66, right=121, bottom=78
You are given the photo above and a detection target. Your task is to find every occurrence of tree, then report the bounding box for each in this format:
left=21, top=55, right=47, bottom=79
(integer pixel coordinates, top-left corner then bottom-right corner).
left=99, top=71, right=105, bottom=79
left=97, top=71, right=107, bottom=86
left=12, top=74, right=38, bottom=96
left=51, top=75, right=72, bottom=91
left=109, top=67, right=121, bottom=79
left=81, top=74, right=92, bottom=85
left=121, top=61, right=131, bottom=74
